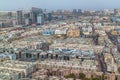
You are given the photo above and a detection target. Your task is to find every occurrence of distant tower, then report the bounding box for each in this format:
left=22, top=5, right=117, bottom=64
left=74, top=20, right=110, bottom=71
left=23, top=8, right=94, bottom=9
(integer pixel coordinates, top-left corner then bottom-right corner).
left=24, top=13, right=31, bottom=25
left=8, top=12, right=12, bottom=19
left=114, top=9, right=120, bottom=16
left=48, top=13, right=52, bottom=21
left=78, top=9, right=82, bottom=14
left=17, top=10, right=23, bottom=25
left=73, top=9, right=77, bottom=14
left=37, top=14, right=44, bottom=25
left=114, top=9, right=117, bottom=15
left=30, top=7, right=43, bottom=24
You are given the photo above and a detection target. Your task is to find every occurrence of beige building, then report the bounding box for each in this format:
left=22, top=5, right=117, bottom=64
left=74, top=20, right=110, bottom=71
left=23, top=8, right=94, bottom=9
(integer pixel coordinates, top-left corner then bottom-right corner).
left=67, top=27, right=80, bottom=37
left=0, top=60, right=37, bottom=80
left=104, top=53, right=118, bottom=72
left=104, top=53, right=114, bottom=64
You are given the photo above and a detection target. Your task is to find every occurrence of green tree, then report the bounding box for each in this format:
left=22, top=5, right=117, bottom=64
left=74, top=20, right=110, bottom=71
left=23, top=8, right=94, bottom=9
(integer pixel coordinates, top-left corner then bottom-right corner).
left=101, top=74, right=105, bottom=80
left=92, top=78, right=99, bottom=80
left=64, top=73, right=76, bottom=79
left=83, top=78, right=91, bottom=80
left=118, top=67, right=120, bottom=73
left=69, top=73, right=76, bottom=78
left=79, top=73, right=86, bottom=79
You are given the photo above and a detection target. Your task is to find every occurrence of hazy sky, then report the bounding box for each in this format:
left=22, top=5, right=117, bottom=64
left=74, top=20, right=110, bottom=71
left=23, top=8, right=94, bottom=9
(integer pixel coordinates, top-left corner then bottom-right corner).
left=0, top=0, right=119, bottom=11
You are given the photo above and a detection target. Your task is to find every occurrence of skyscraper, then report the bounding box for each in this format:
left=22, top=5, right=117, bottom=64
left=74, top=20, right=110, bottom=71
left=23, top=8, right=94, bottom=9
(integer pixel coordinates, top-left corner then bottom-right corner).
left=17, top=10, right=23, bottom=25
left=48, top=13, right=52, bottom=21
left=30, top=7, right=43, bottom=24
left=24, top=13, right=31, bottom=25
left=73, top=9, right=77, bottom=14
left=78, top=9, right=82, bottom=13
left=114, top=9, right=120, bottom=16
left=37, top=13, right=44, bottom=25
left=8, top=12, right=12, bottom=19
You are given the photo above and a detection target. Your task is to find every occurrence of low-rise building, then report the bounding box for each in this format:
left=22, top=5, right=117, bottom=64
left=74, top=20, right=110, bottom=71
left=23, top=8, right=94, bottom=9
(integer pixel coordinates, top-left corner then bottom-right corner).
left=67, top=27, right=80, bottom=37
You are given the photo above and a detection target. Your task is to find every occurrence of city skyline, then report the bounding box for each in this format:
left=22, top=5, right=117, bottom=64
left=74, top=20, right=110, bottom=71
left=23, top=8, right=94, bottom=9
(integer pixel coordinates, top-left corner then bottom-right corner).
left=0, top=0, right=120, bottom=11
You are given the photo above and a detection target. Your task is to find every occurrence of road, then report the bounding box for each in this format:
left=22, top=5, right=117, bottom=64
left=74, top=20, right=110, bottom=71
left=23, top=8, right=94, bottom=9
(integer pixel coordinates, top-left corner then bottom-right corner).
left=96, top=53, right=107, bottom=73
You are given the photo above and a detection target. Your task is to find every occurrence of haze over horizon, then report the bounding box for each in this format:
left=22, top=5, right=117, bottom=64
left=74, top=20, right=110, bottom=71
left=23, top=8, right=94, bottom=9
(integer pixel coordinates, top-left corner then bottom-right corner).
left=0, top=0, right=120, bottom=11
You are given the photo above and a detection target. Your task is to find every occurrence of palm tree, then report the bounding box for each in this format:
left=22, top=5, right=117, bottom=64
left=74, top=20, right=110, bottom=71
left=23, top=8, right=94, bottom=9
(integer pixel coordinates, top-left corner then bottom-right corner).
left=79, top=73, right=86, bottom=79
